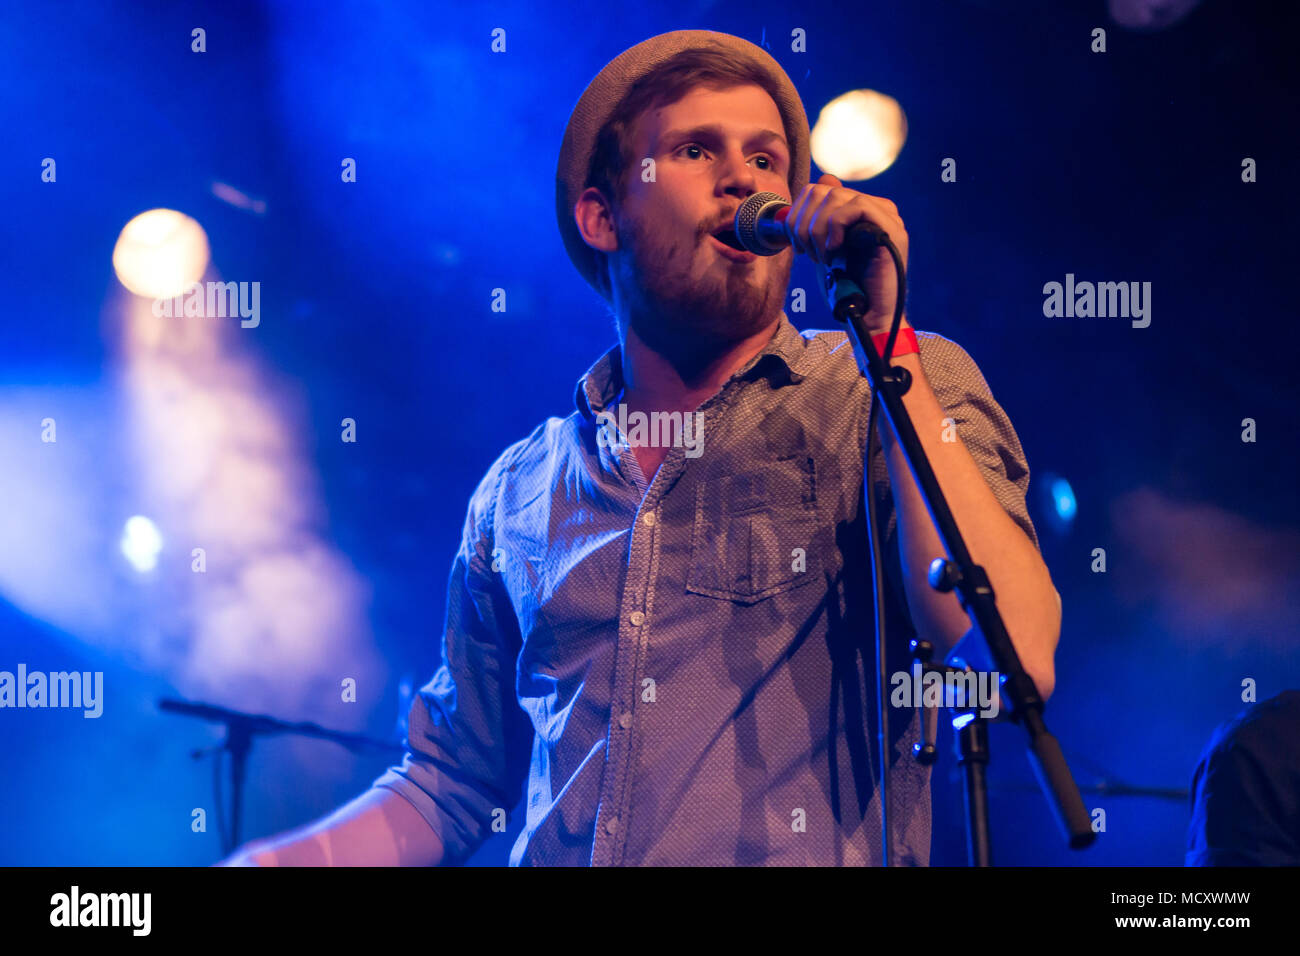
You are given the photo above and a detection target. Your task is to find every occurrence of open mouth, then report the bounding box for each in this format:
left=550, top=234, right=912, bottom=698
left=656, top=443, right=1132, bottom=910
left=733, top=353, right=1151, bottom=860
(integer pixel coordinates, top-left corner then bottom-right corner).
left=711, top=227, right=747, bottom=251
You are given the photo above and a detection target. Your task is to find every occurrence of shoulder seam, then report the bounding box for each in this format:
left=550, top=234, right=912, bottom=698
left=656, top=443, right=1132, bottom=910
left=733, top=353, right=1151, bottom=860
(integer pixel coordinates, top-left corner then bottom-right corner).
left=480, top=415, right=575, bottom=544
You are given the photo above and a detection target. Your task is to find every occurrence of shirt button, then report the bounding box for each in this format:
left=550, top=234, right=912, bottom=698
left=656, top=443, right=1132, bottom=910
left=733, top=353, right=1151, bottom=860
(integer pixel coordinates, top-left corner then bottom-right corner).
left=604, top=816, right=619, bottom=835
left=629, top=611, right=645, bottom=626
left=618, top=711, right=633, bottom=729
left=641, top=512, right=656, bottom=527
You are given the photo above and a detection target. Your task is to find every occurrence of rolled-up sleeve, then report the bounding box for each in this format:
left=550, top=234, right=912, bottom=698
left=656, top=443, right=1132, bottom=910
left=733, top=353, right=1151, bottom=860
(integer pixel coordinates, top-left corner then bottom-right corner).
left=371, top=456, right=532, bottom=864
left=917, top=333, right=1041, bottom=551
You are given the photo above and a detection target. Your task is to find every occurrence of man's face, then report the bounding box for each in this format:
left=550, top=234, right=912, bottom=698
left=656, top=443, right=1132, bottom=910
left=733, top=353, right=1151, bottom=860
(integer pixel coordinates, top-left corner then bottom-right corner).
left=609, top=83, right=794, bottom=350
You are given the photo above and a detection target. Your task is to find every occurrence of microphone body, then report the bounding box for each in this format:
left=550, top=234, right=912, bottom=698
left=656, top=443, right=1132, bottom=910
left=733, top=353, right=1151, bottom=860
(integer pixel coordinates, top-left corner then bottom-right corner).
left=733, top=190, right=887, bottom=259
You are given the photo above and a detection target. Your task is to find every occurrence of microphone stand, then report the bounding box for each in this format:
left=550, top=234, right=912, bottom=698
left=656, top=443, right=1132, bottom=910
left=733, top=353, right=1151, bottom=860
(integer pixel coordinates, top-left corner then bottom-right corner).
left=910, top=638, right=998, bottom=866
left=158, top=697, right=405, bottom=856
left=824, top=228, right=1096, bottom=863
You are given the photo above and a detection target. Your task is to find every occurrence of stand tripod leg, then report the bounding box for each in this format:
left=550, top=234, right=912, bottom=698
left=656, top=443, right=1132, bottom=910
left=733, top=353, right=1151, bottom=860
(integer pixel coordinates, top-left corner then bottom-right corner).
left=956, top=716, right=992, bottom=867
left=224, top=724, right=252, bottom=856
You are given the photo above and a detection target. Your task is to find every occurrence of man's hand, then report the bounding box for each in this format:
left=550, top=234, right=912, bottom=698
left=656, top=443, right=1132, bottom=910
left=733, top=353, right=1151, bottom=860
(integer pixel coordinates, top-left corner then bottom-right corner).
left=785, top=172, right=909, bottom=335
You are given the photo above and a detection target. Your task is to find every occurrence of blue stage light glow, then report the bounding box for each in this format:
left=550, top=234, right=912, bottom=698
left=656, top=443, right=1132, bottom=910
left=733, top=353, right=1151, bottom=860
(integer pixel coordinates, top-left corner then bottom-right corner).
left=1051, top=477, right=1077, bottom=522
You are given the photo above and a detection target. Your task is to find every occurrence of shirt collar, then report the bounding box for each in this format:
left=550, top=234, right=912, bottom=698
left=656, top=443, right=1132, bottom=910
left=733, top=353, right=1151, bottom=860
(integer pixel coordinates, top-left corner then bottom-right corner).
left=574, top=311, right=809, bottom=423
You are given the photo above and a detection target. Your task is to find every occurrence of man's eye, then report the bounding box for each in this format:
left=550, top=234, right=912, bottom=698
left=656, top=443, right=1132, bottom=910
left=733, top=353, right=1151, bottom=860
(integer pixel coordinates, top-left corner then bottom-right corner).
left=676, top=145, right=779, bottom=169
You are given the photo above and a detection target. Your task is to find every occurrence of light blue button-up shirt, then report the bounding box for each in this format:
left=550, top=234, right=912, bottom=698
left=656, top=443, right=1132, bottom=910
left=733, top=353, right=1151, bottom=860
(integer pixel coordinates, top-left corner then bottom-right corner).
left=373, top=314, right=1039, bottom=865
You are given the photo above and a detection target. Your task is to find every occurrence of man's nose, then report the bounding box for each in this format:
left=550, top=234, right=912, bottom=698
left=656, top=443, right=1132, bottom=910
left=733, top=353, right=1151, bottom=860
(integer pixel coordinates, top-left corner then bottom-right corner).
left=716, top=149, right=758, bottom=198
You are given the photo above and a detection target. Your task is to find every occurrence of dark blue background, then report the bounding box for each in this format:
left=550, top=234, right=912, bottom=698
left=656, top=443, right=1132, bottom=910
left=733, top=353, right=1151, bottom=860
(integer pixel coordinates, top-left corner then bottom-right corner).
left=1, top=0, right=1295, bottom=865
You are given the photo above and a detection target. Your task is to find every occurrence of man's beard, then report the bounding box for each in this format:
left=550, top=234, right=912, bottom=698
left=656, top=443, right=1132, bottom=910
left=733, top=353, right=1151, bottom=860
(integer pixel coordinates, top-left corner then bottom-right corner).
left=611, top=211, right=791, bottom=355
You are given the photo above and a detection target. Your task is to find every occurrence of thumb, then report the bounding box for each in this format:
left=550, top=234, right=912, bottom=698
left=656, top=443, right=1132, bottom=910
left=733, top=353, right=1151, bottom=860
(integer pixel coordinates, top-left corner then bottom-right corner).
left=817, top=172, right=843, bottom=188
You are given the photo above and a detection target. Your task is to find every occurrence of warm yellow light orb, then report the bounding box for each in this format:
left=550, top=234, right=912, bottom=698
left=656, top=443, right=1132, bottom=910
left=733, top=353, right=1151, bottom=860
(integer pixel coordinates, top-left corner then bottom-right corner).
left=112, top=208, right=210, bottom=299
left=810, top=89, right=908, bottom=181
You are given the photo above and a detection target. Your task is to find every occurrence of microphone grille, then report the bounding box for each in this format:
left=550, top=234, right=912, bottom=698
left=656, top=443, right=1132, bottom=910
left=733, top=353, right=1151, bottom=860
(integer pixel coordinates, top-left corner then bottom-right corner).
left=734, top=191, right=789, bottom=254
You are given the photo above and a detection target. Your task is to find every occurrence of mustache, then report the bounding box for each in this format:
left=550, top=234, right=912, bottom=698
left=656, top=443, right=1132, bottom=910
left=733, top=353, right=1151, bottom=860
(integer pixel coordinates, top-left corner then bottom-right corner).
left=706, top=210, right=742, bottom=235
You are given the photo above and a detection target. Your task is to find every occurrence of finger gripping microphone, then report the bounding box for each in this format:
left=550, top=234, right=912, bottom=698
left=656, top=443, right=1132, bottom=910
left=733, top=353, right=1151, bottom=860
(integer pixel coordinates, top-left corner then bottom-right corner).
left=733, top=190, right=888, bottom=259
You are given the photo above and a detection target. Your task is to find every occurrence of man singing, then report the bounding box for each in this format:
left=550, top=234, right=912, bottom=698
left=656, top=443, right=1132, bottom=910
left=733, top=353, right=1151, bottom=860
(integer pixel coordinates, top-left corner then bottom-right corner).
left=223, top=28, right=1060, bottom=867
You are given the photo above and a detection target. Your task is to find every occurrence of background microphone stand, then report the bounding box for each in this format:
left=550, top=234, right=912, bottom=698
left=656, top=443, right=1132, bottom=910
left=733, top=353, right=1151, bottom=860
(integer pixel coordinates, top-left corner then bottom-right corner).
left=823, top=225, right=1096, bottom=863
left=158, top=697, right=405, bottom=857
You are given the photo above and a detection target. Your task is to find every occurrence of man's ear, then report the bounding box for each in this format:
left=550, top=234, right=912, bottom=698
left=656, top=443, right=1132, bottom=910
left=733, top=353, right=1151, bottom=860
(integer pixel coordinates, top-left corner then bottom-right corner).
left=574, top=187, right=619, bottom=254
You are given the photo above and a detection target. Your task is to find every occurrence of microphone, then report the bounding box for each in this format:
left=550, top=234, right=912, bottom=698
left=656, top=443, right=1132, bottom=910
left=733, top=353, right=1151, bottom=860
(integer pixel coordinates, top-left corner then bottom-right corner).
left=733, top=190, right=888, bottom=259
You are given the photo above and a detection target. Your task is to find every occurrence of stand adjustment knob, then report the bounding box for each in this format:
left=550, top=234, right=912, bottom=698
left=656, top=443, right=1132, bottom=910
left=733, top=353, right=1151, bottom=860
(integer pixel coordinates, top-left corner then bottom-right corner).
left=928, top=557, right=961, bottom=592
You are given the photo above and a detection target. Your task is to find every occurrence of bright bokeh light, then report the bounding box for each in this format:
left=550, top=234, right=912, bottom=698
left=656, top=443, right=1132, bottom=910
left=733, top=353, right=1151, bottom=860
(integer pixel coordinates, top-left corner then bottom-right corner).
left=1052, top=477, right=1078, bottom=522
left=120, top=515, right=163, bottom=572
left=111, top=209, right=210, bottom=299
left=810, top=89, right=908, bottom=181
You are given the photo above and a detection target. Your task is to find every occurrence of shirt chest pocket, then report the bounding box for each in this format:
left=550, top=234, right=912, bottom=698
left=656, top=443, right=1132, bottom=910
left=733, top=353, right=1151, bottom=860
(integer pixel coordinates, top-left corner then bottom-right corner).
left=686, top=455, right=822, bottom=604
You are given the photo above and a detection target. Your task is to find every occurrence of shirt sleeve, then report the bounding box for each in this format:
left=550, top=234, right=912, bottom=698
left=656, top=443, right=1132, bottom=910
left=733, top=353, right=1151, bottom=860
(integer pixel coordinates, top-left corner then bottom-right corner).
left=863, top=331, right=1046, bottom=671
left=370, top=453, right=533, bottom=865
left=912, top=332, right=1041, bottom=551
